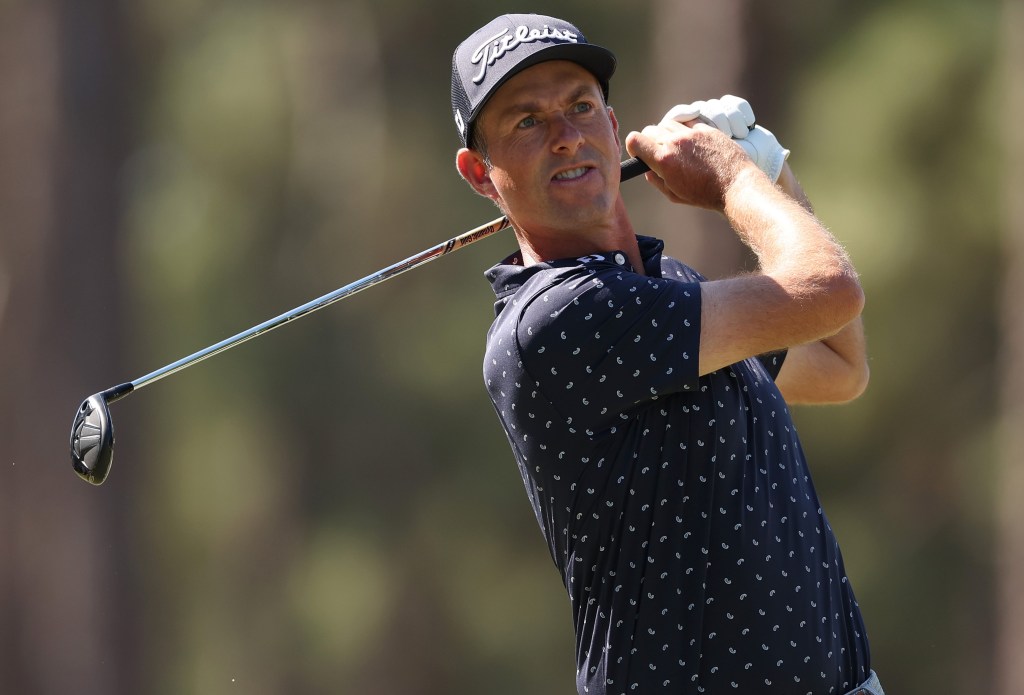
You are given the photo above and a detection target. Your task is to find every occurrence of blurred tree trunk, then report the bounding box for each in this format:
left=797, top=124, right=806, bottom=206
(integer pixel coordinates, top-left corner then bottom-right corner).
left=647, top=0, right=750, bottom=278
left=0, top=0, right=133, bottom=692
left=995, top=0, right=1024, bottom=693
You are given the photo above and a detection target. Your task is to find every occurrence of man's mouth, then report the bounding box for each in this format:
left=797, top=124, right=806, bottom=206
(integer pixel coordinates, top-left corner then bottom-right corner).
left=553, top=166, right=590, bottom=181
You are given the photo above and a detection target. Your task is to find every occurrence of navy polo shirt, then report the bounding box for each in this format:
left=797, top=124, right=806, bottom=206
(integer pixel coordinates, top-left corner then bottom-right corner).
left=483, top=236, right=870, bottom=695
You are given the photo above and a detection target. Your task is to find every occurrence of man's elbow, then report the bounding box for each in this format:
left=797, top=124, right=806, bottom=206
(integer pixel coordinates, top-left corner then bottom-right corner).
left=837, top=358, right=870, bottom=403
left=828, top=272, right=865, bottom=332
left=786, top=262, right=865, bottom=339
left=788, top=359, right=869, bottom=406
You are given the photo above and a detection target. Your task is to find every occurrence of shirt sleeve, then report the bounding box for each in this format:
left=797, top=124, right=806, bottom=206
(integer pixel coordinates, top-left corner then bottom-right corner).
left=757, top=350, right=788, bottom=381
left=514, top=265, right=702, bottom=431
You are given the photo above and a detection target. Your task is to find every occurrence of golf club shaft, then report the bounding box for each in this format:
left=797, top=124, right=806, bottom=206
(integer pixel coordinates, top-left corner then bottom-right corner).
left=112, top=157, right=650, bottom=399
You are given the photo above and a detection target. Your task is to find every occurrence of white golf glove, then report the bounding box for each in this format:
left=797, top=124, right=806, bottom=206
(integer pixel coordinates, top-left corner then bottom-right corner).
left=663, top=95, right=790, bottom=182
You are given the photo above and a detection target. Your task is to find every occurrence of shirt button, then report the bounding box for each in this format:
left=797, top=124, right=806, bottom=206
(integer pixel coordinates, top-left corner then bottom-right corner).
left=614, top=253, right=626, bottom=266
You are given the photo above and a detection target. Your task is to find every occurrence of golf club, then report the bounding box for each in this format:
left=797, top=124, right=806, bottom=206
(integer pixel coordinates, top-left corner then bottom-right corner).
left=69, top=157, right=651, bottom=485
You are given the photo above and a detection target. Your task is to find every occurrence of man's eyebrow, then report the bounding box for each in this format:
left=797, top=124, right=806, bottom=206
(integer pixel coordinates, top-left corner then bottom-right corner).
left=496, top=83, right=599, bottom=121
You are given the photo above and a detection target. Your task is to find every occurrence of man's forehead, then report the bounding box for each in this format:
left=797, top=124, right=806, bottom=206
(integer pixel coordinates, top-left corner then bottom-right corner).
left=483, top=61, right=602, bottom=117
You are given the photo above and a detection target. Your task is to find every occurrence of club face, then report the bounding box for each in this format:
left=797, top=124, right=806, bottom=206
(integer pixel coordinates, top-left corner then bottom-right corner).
left=70, top=394, right=114, bottom=485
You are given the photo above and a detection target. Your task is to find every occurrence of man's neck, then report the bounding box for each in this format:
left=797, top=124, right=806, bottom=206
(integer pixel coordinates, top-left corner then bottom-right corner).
left=511, top=198, right=647, bottom=275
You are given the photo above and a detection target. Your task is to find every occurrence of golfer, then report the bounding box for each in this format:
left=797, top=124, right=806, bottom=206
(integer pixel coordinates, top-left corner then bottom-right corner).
left=452, top=13, right=882, bottom=695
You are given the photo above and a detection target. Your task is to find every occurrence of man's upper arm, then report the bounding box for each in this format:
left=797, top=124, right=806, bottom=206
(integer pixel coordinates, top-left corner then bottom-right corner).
left=697, top=265, right=865, bottom=383
left=773, top=317, right=869, bottom=404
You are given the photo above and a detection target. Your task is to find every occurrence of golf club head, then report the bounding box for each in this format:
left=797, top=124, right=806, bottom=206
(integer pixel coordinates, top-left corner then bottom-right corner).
left=70, top=393, right=115, bottom=485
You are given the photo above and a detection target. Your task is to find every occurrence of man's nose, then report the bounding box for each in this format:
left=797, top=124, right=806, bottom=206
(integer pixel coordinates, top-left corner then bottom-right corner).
left=549, top=115, right=585, bottom=154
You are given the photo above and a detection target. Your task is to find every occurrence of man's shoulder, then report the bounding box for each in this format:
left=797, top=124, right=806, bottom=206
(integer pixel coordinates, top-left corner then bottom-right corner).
left=659, top=254, right=705, bottom=283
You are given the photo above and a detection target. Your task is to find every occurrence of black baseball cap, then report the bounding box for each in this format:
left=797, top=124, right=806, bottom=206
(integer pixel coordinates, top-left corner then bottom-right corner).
left=451, top=14, right=617, bottom=147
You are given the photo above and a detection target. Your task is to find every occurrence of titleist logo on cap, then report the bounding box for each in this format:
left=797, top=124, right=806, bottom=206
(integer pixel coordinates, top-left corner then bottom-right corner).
left=470, top=24, right=580, bottom=84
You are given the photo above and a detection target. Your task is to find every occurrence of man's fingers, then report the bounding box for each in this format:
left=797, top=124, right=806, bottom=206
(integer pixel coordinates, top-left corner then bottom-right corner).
left=662, top=95, right=760, bottom=138
left=642, top=169, right=685, bottom=205
left=662, top=102, right=703, bottom=125
left=702, top=95, right=755, bottom=138
left=624, top=129, right=654, bottom=164
left=720, top=95, right=755, bottom=137
left=736, top=125, right=790, bottom=182
left=726, top=95, right=755, bottom=127
left=624, top=128, right=666, bottom=188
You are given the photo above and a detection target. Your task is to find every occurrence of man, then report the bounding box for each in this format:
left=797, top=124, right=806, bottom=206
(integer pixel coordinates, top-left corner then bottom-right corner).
left=452, top=13, right=881, bottom=695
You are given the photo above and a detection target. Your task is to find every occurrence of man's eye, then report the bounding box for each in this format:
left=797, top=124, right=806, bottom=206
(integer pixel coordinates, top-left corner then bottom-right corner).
left=572, top=102, right=593, bottom=114
left=518, top=116, right=538, bottom=129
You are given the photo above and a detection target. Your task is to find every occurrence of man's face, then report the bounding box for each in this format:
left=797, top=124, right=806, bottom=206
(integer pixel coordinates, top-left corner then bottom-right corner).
left=470, top=60, right=621, bottom=235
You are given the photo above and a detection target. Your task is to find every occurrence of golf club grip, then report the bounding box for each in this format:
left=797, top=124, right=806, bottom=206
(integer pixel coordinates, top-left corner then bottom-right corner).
left=620, top=156, right=650, bottom=181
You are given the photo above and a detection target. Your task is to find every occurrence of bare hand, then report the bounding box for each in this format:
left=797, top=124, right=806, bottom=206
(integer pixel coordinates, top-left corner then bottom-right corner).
left=624, top=119, right=763, bottom=211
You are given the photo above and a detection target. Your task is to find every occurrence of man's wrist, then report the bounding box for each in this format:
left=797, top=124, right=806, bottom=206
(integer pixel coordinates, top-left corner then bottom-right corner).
left=722, top=162, right=774, bottom=212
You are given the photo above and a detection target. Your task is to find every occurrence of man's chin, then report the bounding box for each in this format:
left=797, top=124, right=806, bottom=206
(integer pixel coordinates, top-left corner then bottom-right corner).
left=550, top=194, right=616, bottom=226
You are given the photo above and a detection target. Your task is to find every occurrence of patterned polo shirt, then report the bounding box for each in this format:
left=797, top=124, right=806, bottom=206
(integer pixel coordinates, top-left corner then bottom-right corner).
left=483, top=235, right=871, bottom=695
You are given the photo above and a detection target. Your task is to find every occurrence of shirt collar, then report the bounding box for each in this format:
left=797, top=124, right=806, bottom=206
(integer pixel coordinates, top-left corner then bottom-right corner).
left=485, top=235, right=667, bottom=301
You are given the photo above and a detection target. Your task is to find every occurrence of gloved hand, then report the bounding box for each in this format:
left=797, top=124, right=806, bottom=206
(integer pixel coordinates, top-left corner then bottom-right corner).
left=662, top=95, right=790, bottom=182
left=735, top=125, right=789, bottom=183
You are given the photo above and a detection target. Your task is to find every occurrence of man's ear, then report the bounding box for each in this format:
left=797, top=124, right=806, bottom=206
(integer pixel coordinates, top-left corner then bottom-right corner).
left=456, top=148, right=499, bottom=201
left=607, top=105, right=622, bottom=150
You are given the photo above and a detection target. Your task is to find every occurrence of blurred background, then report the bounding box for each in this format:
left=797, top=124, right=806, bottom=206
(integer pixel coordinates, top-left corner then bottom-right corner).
left=1, top=0, right=1020, bottom=693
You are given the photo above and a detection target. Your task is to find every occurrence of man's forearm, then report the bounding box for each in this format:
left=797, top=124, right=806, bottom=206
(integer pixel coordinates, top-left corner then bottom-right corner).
left=724, top=166, right=860, bottom=295
left=762, top=162, right=869, bottom=403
